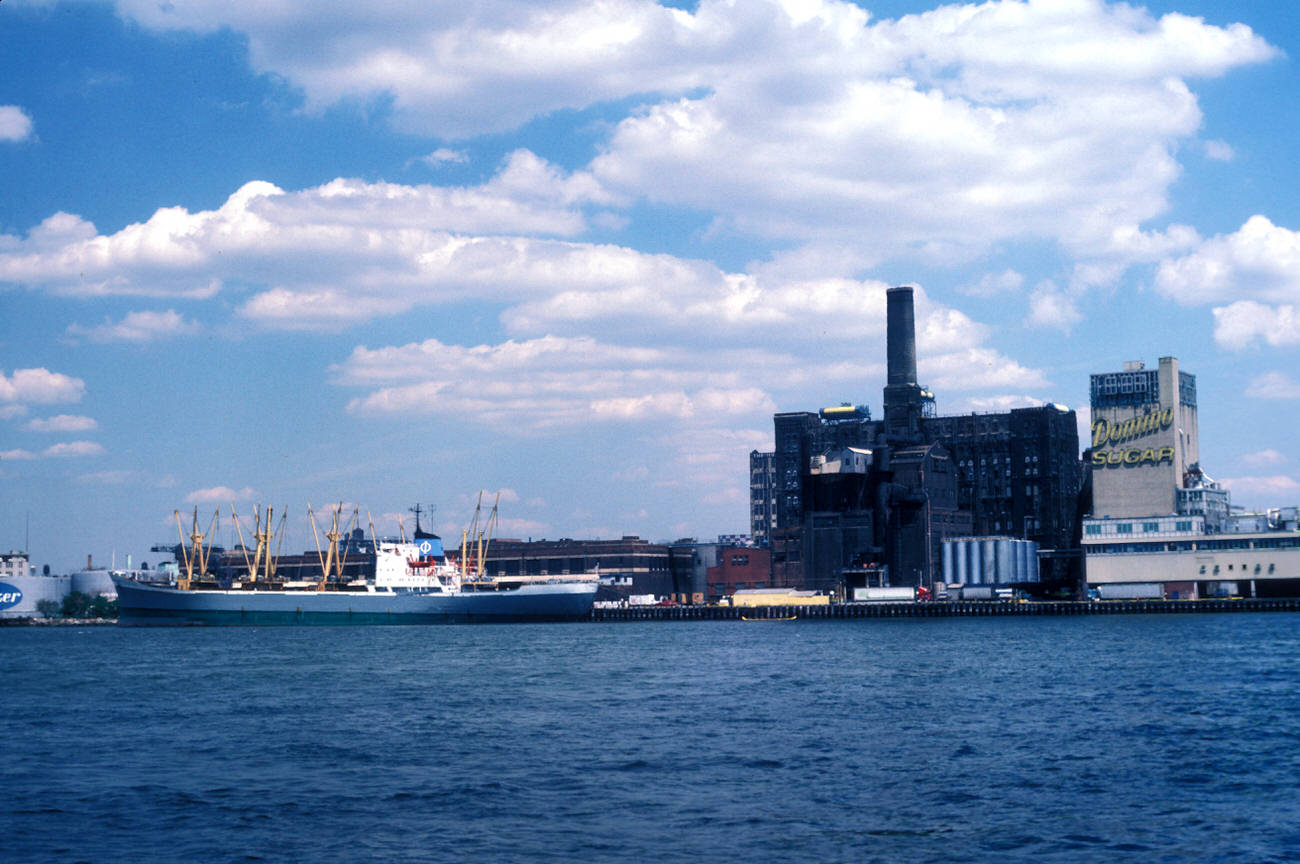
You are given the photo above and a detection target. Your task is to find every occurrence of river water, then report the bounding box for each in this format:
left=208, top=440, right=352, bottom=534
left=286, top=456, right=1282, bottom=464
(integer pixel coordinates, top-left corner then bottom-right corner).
left=3, top=615, right=1299, bottom=863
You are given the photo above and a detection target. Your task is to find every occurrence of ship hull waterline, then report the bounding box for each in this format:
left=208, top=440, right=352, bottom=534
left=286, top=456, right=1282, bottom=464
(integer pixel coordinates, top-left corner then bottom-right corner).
left=113, top=575, right=597, bottom=626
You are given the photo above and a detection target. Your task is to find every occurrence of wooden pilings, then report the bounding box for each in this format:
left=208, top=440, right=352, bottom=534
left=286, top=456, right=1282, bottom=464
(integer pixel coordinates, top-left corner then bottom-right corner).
left=588, top=597, right=1300, bottom=622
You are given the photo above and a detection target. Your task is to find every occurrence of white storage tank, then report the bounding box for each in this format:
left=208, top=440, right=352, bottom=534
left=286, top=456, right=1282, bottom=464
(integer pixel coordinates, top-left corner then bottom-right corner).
left=0, top=574, right=72, bottom=618
left=70, top=568, right=118, bottom=598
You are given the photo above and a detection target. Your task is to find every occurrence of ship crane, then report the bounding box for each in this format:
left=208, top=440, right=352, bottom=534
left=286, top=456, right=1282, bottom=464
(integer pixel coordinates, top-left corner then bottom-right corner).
left=307, top=502, right=358, bottom=591
left=175, top=507, right=218, bottom=590
left=459, top=491, right=499, bottom=581
left=230, top=504, right=287, bottom=584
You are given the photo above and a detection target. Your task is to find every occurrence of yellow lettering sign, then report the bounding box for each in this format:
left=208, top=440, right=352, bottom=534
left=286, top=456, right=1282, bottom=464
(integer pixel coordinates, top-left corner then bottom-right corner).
left=1092, top=446, right=1176, bottom=469
left=1091, top=404, right=1174, bottom=448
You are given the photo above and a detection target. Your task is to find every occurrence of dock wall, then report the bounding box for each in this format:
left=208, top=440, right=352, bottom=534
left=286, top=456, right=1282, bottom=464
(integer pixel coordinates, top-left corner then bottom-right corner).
left=590, top=598, right=1300, bottom=622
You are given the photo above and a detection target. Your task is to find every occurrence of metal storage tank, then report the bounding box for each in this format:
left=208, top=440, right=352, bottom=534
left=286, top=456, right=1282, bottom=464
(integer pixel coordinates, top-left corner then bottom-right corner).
left=70, top=568, right=118, bottom=598
left=980, top=538, right=997, bottom=585
left=0, top=574, right=72, bottom=618
left=995, top=538, right=1012, bottom=582
left=942, top=537, right=1042, bottom=586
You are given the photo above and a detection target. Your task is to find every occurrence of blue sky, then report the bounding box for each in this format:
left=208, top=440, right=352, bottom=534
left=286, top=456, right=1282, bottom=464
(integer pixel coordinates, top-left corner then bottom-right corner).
left=4, top=0, right=1300, bottom=573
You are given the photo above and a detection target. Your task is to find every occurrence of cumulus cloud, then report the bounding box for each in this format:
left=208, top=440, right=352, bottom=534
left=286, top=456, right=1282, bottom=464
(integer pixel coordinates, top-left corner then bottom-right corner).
left=186, top=485, right=259, bottom=503
left=959, top=269, right=1024, bottom=298
left=1157, top=215, right=1300, bottom=306
left=337, top=335, right=780, bottom=430
left=1245, top=371, right=1300, bottom=399
left=26, top=414, right=98, bottom=433
left=1213, top=301, right=1300, bottom=350
left=94, top=0, right=1273, bottom=265
left=1203, top=139, right=1234, bottom=161
left=0, top=368, right=86, bottom=406
left=66, top=309, right=201, bottom=343
left=1241, top=449, right=1286, bottom=467
left=1025, top=283, right=1083, bottom=332
left=0, top=158, right=604, bottom=301
left=1221, top=475, right=1300, bottom=501
left=3, top=441, right=105, bottom=460
left=0, top=105, right=34, bottom=142
left=418, top=148, right=469, bottom=166
left=43, top=441, right=106, bottom=457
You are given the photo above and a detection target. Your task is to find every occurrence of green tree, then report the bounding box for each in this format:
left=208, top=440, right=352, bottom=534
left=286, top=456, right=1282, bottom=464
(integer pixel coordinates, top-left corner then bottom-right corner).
left=36, top=598, right=60, bottom=618
left=60, top=591, right=93, bottom=618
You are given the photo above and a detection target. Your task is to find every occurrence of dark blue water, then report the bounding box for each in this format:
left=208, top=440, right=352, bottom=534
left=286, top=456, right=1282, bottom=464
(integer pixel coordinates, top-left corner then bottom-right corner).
left=3, top=615, right=1299, bottom=863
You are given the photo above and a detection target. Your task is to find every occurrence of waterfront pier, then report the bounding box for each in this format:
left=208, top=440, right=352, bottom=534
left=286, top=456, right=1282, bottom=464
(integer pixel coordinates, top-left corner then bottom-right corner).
left=590, top=597, right=1300, bottom=622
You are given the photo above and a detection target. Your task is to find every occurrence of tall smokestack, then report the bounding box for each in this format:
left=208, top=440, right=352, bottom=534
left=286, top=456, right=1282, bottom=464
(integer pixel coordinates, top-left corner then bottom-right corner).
left=883, top=285, right=928, bottom=440
left=886, top=286, right=918, bottom=388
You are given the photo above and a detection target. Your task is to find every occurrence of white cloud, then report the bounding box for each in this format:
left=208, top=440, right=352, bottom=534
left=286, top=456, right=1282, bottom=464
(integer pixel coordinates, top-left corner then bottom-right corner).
left=1025, top=283, right=1082, bottom=332
left=4, top=439, right=109, bottom=457
left=186, top=485, right=259, bottom=503
left=338, top=335, right=779, bottom=429
left=42, top=441, right=106, bottom=458
left=1203, top=139, right=1234, bottom=161
left=1245, top=371, right=1300, bottom=399
left=66, top=309, right=200, bottom=343
left=955, top=394, right=1053, bottom=413
left=1213, top=301, right=1300, bottom=350
left=26, top=414, right=98, bottom=433
left=0, top=105, right=33, bottom=142
left=97, top=0, right=1273, bottom=266
left=1157, top=215, right=1300, bottom=306
left=418, top=148, right=469, bottom=166
left=0, top=368, right=86, bottom=406
left=1242, top=449, right=1286, bottom=468
left=1221, top=475, right=1300, bottom=501
left=0, top=161, right=603, bottom=300
left=959, top=269, right=1023, bottom=298
left=77, top=470, right=138, bottom=484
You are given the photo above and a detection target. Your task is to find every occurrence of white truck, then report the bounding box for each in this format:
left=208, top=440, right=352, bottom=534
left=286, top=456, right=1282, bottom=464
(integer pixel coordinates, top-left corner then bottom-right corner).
left=852, top=586, right=926, bottom=603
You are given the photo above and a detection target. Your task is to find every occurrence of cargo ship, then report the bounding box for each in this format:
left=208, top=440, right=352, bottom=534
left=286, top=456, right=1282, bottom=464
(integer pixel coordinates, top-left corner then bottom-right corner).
left=114, top=499, right=597, bottom=625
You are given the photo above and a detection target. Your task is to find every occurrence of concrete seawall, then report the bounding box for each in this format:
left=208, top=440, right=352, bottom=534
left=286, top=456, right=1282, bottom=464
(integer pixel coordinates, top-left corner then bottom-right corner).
left=591, top=597, right=1300, bottom=622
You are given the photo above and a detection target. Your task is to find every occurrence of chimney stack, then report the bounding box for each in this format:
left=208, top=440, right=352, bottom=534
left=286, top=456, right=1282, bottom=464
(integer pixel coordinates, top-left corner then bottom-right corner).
left=886, top=286, right=918, bottom=388
left=883, top=285, right=928, bottom=440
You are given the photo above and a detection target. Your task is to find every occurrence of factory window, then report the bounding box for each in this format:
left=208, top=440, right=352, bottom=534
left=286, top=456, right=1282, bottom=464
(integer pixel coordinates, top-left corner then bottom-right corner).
left=1143, top=522, right=1159, bottom=532
left=1175, top=521, right=1192, bottom=532
left=1085, top=525, right=1101, bottom=535
left=1116, top=523, right=1133, bottom=534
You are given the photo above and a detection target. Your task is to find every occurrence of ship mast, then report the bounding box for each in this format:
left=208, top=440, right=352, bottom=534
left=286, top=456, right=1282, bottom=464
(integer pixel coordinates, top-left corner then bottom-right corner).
left=458, top=491, right=499, bottom=580
left=476, top=493, right=499, bottom=579
left=307, top=503, right=357, bottom=591
left=230, top=504, right=287, bottom=584
left=175, top=507, right=217, bottom=590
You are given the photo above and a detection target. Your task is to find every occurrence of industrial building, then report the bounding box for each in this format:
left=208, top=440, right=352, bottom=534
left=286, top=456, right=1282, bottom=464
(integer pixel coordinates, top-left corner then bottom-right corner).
left=757, top=286, right=1081, bottom=592
left=1082, top=358, right=1300, bottom=598
left=484, top=535, right=684, bottom=602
